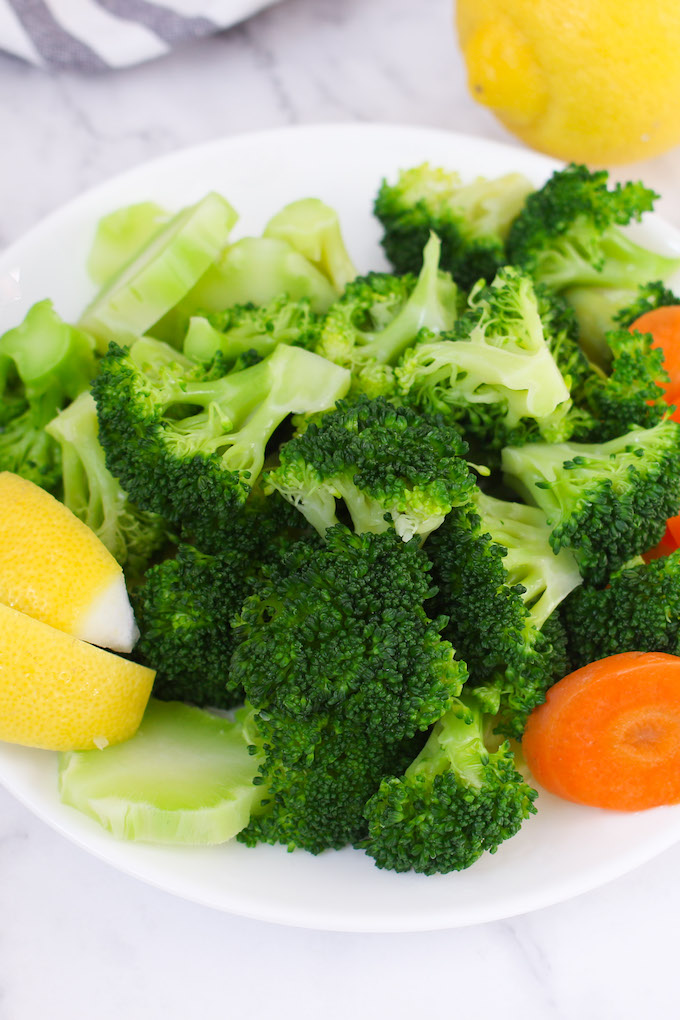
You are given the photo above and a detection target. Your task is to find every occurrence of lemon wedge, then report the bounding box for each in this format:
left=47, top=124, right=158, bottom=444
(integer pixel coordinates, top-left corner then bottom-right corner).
left=0, top=471, right=138, bottom=652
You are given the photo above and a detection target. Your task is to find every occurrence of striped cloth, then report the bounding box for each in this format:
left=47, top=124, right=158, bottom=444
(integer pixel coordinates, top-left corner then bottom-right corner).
left=0, top=0, right=281, bottom=70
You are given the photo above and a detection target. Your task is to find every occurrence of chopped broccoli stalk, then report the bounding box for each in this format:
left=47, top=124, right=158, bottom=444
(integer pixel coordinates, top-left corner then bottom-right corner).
left=502, top=420, right=680, bottom=585
left=45, top=391, right=169, bottom=577
left=263, top=198, right=357, bottom=293
left=562, top=550, right=680, bottom=668
left=133, top=544, right=253, bottom=710
left=86, top=201, right=169, bottom=287
left=153, top=237, right=338, bottom=345
left=316, top=233, right=459, bottom=394
left=396, top=267, right=572, bottom=449
left=266, top=396, right=475, bottom=541
left=429, top=491, right=580, bottom=737
left=613, top=280, right=680, bottom=327
left=183, top=295, right=322, bottom=367
left=507, top=163, right=680, bottom=293
left=374, top=163, right=533, bottom=288
left=92, top=337, right=350, bottom=541
left=362, top=693, right=537, bottom=875
left=0, top=300, right=95, bottom=491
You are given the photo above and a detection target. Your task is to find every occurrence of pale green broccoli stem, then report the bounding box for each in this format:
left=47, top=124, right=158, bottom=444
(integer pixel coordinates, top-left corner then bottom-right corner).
left=264, top=198, right=357, bottom=294
left=410, top=701, right=486, bottom=790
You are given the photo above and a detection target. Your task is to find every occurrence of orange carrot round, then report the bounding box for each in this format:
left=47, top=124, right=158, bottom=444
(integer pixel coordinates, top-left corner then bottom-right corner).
left=523, top=651, right=680, bottom=811
left=629, top=305, right=680, bottom=404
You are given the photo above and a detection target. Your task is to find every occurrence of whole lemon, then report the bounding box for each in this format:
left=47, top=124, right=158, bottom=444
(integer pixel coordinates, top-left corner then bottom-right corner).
left=456, top=0, right=680, bottom=165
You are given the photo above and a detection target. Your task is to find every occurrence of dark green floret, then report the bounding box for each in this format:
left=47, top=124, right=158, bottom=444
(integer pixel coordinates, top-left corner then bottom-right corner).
left=374, top=163, right=533, bottom=288
left=266, top=396, right=475, bottom=541
left=91, top=336, right=350, bottom=542
left=502, top=419, right=680, bottom=585
left=562, top=550, right=680, bottom=669
left=428, top=490, right=580, bottom=737
left=362, top=692, right=537, bottom=875
left=0, top=300, right=95, bottom=491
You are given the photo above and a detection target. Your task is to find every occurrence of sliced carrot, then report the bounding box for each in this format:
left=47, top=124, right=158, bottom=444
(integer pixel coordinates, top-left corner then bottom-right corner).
left=643, top=521, right=679, bottom=562
left=523, top=651, right=680, bottom=811
left=666, top=513, right=680, bottom=547
left=629, top=305, right=680, bottom=404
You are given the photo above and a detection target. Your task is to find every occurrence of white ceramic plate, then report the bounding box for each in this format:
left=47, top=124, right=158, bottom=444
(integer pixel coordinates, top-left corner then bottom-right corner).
left=2, top=123, right=680, bottom=933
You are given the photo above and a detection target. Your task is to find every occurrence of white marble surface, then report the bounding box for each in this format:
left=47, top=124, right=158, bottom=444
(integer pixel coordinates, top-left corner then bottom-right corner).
left=2, top=0, right=680, bottom=1015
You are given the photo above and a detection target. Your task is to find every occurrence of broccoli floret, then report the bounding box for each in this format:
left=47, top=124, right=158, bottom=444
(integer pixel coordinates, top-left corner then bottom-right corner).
left=362, top=693, right=537, bottom=875
left=316, top=233, right=460, bottom=396
left=0, top=300, right=95, bottom=491
left=183, top=295, right=322, bottom=367
left=396, top=268, right=573, bottom=451
left=92, top=337, right=350, bottom=542
left=231, top=526, right=467, bottom=744
left=576, top=328, right=669, bottom=440
left=374, top=164, right=533, bottom=288
left=502, top=420, right=680, bottom=585
left=266, top=396, right=475, bottom=541
left=562, top=550, right=680, bottom=669
left=133, top=544, right=252, bottom=710
left=507, top=164, right=680, bottom=294
left=429, top=491, right=580, bottom=737
left=613, top=280, right=680, bottom=328
left=263, top=198, right=357, bottom=294
left=45, top=392, right=170, bottom=578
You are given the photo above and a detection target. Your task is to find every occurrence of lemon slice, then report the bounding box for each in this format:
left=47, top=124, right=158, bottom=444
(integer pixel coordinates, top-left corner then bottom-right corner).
left=0, top=603, right=154, bottom=750
left=0, top=471, right=138, bottom=652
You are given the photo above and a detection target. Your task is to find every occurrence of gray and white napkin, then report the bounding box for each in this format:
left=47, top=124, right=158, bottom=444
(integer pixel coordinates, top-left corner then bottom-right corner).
left=0, top=0, right=281, bottom=70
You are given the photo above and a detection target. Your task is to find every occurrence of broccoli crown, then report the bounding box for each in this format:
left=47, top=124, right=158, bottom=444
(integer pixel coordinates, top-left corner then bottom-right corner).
left=562, top=550, right=680, bottom=669
left=576, top=328, right=669, bottom=440
left=316, top=233, right=459, bottom=395
left=396, top=268, right=572, bottom=450
left=613, top=280, right=680, bottom=328
left=428, top=491, right=580, bottom=737
left=231, top=525, right=467, bottom=744
left=92, top=337, right=350, bottom=539
left=184, top=295, right=323, bottom=367
left=266, top=396, right=475, bottom=541
left=134, top=544, right=252, bottom=710
left=238, top=709, right=424, bottom=854
left=45, top=391, right=170, bottom=578
left=0, top=300, right=95, bottom=491
left=362, top=694, right=537, bottom=875
left=502, top=420, right=680, bottom=585
left=374, top=163, right=532, bottom=288
left=506, top=164, right=679, bottom=293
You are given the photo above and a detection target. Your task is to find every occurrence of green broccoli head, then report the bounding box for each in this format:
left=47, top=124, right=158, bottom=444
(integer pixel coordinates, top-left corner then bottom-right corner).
left=428, top=491, right=580, bottom=737
left=231, top=526, right=467, bottom=744
left=562, top=550, right=680, bottom=669
left=133, top=544, right=253, bottom=710
left=92, top=337, right=350, bottom=540
left=266, top=396, right=475, bottom=541
left=374, top=163, right=533, bottom=288
left=396, top=267, right=573, bottom=451
left=362, top=694, right=537, bottom=875
left=506, top=163, right=680, bottom=293
left=0, top=300, right=95, bottom=491
left=45, top=391, right=170, bottom=578
left=502, top=419, right=680, bottom=585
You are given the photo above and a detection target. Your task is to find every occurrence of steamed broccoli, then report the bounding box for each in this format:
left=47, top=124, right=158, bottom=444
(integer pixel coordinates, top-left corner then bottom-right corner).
left=502, top=420, right=680, bottom=585
left=316, top=233, right=460, bottom=396
left=266, top=396, right=475, bottom=541
left=428, top=490, right=581, bottom=737
left=92, top=337, right=350, bottom=545
left=183, top=295, right=322, bottom=367
left=613, top=280, right=680, bottom=328
left=374, top=163, right=533, bottom=288
left=562, top=550, right=680, bottom=669
left=362, top=692, right=537, bottom=875
left=0, top=300, right=95, bottom=491
left=45, top=391, right=170, bottom=577
left=133, top=544, right=252, bottom=710
left=263, top=197, right=357, bottom=293
left=396, top=268, right=573, bottom=451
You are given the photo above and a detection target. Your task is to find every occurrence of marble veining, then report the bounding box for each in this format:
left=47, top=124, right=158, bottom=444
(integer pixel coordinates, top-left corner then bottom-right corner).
left=2, top=0, right=680, bottom=1015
